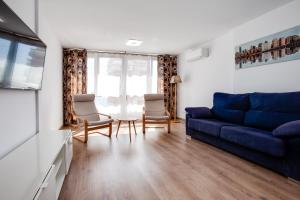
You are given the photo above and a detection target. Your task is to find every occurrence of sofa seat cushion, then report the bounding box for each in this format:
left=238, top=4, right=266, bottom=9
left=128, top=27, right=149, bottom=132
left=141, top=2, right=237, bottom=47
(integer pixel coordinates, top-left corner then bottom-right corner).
left=220, top=126, right=286, bottom=157
left=188, top=118, right=236, bottom=137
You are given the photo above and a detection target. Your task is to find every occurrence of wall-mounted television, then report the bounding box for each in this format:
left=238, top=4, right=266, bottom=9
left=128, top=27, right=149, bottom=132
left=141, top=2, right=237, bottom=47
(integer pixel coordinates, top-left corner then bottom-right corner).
left=0, top=1, right=46, bottom=90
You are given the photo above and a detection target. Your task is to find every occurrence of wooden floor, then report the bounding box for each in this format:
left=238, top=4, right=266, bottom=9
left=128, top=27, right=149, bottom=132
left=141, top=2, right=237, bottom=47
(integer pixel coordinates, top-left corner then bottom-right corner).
left=59, top=122, right=300, bottom=200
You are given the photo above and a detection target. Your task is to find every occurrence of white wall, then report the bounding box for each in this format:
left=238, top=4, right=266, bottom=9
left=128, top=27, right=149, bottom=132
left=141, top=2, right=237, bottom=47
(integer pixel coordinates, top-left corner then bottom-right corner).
left=178, top=0, right=300, bottom=118
left=0, top=0, right=63, bottom=159
left=177, top=32, right=235, bottom=118
left=233, top=0, right=300, bottom=93
left=38, top=9, right=63, bottom=131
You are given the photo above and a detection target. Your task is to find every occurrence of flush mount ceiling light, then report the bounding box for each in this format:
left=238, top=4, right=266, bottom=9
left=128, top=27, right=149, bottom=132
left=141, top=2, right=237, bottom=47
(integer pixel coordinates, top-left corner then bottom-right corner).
left=0, top=17, right=5, bottom=23
left=126, top=39, right=143, bottom=46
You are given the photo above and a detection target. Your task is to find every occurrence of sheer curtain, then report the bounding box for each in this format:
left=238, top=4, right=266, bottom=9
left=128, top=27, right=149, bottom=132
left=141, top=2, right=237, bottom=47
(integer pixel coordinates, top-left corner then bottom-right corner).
left=87, top=52, right=158, bottom=117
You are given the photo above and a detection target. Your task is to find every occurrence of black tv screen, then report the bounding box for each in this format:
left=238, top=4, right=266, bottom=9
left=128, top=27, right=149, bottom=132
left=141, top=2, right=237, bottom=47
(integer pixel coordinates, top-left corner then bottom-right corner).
left=0, top=1, right=46, bottom=90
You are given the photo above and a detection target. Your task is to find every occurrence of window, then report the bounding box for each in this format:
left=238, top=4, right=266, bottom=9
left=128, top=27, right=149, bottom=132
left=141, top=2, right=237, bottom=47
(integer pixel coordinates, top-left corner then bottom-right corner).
left=87, top=52, right=158, bottom=117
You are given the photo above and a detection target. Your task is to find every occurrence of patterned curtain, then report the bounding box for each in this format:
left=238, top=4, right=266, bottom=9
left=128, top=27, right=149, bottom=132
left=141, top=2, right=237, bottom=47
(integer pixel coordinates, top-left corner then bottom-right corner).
left=63, top=49, right=87, bottom=125
left=158, top=55, right=177, bottom=119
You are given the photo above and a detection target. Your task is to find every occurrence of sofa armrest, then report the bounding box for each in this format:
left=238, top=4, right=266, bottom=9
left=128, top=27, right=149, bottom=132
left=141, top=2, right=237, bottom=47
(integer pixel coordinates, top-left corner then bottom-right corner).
left=185, top=113, right=192, bottom=136
left=273, top=120, right=300, bottom=139
left=286, top=137, right=300, bottom=180
left=185, top=107, right=212, bottom=119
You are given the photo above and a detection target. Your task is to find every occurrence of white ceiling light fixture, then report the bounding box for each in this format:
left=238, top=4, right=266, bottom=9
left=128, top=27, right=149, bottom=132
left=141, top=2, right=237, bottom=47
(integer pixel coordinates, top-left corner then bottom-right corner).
left=126, top=39, right=143, bottom=46
left=0, top=17, right=5, bottom=23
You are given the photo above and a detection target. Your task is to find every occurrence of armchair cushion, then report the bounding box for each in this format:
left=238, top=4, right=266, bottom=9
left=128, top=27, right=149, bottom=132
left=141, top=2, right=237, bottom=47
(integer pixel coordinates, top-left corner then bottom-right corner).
left=73, top=94, right=95, bottom=102
left=72, top=94, right=100, bottom=121
left=145, top=115, right=169, bottom=120
left=144, top=94, right=164, bottom=101
left=88, top=119, right=113, bottom=126
left=144, top=94, right=166, bottom=116
left=185, top=107, right=212, bottom=119
left=273, top=120, right=300, bottom=139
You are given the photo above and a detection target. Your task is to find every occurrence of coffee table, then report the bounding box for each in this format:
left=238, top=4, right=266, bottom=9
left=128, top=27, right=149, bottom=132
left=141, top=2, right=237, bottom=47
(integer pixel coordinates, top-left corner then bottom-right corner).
left=115, top=115, right=139, bottom=142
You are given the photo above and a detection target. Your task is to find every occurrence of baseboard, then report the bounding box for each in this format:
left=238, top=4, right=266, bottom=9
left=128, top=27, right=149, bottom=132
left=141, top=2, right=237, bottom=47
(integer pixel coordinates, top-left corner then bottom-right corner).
left=60, top=124, right=77, bottom=131
left=288, top=177, right=300, bottom=184
left=173, top=117, right=185, bottom=123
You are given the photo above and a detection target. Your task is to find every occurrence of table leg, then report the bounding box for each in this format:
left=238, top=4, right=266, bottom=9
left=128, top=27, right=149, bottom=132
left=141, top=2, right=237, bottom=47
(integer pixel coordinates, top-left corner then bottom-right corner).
left=128, top=121, right=131, bottom=142
left=116, top=120, right=121, bottom=137
left=132, top=121, right=137, bottom=135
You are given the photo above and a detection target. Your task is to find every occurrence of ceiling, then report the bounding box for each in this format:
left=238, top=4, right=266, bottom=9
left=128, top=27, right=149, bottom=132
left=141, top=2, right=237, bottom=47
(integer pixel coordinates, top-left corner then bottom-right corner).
left=41, top=0, right=293, bottom=54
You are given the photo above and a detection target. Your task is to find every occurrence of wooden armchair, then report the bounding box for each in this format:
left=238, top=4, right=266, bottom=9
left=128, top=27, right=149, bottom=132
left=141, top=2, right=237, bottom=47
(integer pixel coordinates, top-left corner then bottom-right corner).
left=142, top=94, right=171, bottom=134
left=72, top=94, right=113, bottom=143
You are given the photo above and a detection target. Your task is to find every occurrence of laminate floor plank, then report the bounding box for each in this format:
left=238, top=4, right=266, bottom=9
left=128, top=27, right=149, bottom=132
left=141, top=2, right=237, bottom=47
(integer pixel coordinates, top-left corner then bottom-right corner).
left=59, top=122, right=300, bottom=200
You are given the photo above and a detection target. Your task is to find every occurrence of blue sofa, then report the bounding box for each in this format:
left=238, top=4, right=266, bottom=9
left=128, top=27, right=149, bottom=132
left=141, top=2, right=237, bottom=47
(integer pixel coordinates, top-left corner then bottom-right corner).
left=185, top=92, right=300, bottom=181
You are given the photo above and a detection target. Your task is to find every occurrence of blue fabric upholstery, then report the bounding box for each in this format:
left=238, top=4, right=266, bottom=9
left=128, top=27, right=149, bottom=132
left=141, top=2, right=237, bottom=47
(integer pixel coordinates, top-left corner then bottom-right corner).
left=213, top=92, right=249, bottom=110
left=212, top=108, right=245, bottom=124
left=188, top=129, right=288, bottom=178
left=273, top=120, right=300, bottom=139
left=244, top=92, right=300, bottom=130
left=212, top=92, right=249, bottom=124
left=188, top=118, right=234, bottom=137
left=249, top=92, right=300, bottom=112
left=220, top=126, right=286, bottom=157
left=185, top=91, right=300, bottom=181
left=244, top=111, right=300, bottom=131
left=185, top=107, right=212, bottom=119
left=286, top=138, right=300, bottom=181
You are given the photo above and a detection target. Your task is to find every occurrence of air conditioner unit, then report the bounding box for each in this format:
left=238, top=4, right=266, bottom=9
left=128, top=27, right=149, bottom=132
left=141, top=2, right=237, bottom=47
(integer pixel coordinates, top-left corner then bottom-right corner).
left=185, top=47, right=209, bottom=62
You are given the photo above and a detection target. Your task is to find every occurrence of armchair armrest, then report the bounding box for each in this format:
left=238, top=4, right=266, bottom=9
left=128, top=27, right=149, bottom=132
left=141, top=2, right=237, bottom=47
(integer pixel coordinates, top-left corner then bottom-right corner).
left=98, top=113, right=112, bottom=119
left=185, top=107, right=212, bottom=119
left=273, top=120, right=300, bottom=139
left=75, top=112, right=112, bottom=119
left=166, top=110, right=171, bottom=117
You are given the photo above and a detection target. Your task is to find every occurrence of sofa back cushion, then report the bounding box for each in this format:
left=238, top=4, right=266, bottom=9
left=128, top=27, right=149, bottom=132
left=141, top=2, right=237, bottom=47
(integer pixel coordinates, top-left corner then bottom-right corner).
left=212, top=92, right=249, bottom=124
left=244, top=92, right=300, bottom=130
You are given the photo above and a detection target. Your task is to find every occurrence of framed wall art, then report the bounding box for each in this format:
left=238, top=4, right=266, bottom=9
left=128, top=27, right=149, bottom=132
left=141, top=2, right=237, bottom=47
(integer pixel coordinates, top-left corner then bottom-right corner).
left=235, top=25, right=300, bottom=69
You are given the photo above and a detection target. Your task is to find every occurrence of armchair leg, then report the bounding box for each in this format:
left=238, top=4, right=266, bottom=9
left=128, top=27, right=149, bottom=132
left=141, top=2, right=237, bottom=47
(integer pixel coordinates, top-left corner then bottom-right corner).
left=143, top=122, right=145, bottom=134
left=142, top=115, right=146, bottom=134
left=167, top=119, right=171, bottom=134
left=109, top=123, right=112, bottom=138
left=84, top=121, right=88, bottom=143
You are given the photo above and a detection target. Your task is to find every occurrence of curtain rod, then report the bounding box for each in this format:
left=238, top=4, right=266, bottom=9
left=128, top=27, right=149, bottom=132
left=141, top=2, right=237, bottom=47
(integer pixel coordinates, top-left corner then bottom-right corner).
left=87, top=49, right=159, bottom=57
left=64, top=48, right=176, bottom=56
